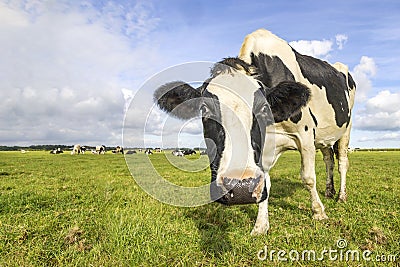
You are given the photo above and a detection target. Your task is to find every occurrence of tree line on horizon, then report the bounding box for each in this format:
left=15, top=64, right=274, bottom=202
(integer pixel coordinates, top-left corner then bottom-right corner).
left=0, top=145, right=208, bottom=152
left=0, top=145, right=104, bottom=151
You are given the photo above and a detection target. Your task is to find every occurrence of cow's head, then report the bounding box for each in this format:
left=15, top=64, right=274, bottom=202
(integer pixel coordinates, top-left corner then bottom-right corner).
left=153, top=58, right=310, bottom=205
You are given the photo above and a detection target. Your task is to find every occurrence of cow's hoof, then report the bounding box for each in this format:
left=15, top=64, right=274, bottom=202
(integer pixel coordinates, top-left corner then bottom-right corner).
left=251, top=225, right=269, bottom=235
left=313, top=213, right=328, bottom=220
left=338, top=194, right=347, bottom=203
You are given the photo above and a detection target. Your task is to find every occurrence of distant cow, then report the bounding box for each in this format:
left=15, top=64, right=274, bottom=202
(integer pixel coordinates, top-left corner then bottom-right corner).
left=154, top=29, right=356, bottom=234
left=183, top=149, right=197, bottom=156
left=172, top=150, right=184, bottom=157
left=71, top=144, right=81, bottom=155
left=96, top=145, right=106, bottom=154
left=80, top=146, right=87, bottom=154
left=50, top=148, right=64, bottom=154
left=112, top=146, right=124, bottom=154
left=145, top=149, right=153, bottom=155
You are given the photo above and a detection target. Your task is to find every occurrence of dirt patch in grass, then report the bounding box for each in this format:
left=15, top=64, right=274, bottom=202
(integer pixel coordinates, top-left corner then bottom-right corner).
left=64, top=226, right=92, bottom=252
left=361, top=226, right=387, bottom=251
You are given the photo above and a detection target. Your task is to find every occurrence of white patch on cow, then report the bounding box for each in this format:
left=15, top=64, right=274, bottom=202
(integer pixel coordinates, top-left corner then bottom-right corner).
left=206, top=71, right=262, bottom=181
left=239, top=29, right=303, bottom=80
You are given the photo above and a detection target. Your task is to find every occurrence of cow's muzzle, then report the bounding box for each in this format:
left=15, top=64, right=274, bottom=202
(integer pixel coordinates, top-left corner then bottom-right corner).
left=210, top=175, right=268, bottom=205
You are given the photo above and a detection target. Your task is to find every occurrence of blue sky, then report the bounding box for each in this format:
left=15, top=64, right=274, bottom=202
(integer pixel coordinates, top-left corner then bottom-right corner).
left=1, top=0, right=399, bottom=148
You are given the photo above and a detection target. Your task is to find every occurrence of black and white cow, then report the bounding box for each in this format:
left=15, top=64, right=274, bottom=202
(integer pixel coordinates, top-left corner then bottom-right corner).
left=71, top=144, right=81, bottom=155
left=153, top=29, right=356, bottom=235
left=96, top=145, right=106, bottom=154
left=112, top=146, right=124, bottom=154
left=50, top=148, right=64, bottom=154
left=172, top=150, right=184, bottom=156
left=183, top=149, right=197, bottom=156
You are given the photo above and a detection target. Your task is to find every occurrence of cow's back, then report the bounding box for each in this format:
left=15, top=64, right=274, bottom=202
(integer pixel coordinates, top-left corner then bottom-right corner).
left=238, top=29, right=356, bottom=148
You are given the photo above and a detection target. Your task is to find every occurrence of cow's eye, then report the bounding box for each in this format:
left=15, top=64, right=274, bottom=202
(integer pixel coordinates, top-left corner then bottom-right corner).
left=261, top=105, right=270, bottom=114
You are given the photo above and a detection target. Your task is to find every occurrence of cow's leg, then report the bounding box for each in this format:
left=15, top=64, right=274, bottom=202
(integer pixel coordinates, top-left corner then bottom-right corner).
left=251, top=173, right=271, bottom=235
left=335, top=124, right=351, bottom=202
left=300, top=147, right=328, bottom=220
left=321, top=147, right=336, bottom=198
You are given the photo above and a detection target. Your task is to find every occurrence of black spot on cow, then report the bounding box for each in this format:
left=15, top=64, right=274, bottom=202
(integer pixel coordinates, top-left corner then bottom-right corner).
left=293, top=50, right=351, bottom=127
left=305, top=125, right=308, bottom=132
left=348, top=73, right=356, bottom=89
left=251, top=89, right=273, bottom=167
left=201, top=90, right=225, bottom=186
left=265, top=81, right=310, bottom=123
left=309, top=108, right=318, bottom=127
left=250, top=53, right=296, bottom=87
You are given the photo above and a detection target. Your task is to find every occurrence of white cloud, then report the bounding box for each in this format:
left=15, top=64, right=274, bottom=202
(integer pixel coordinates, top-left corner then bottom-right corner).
left=365, top=90, right=400, bottom=113
left=354, top=111, right=400, bottom=131
left=351, top=56, right=377, bottom=102
left=60, top=87, right=75, bottom=100
left=289, top=39, right=333, bottom=58
left=124, top=2, right=160, bottom=38
left=335, top=34, right=348, bottom=50
left=90, top=0, right=160, bottom=39
left=0, top=0, right=162, bottom=146
left=354, top=90, right=400, bottom=131
left=358, top=132, right=400, bottom=142
left=0, top=2, right=29, bottom=27
left=351, top=57, right=400, bottom=146
left=353, top=56, right=377, bottom=76
left=289, top=33, right=349, bottom=58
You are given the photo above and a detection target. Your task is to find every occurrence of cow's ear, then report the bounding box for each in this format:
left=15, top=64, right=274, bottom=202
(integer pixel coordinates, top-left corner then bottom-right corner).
left=154, top=81, right=202, bottom=120
left=266, top=81, right=311, bottom=123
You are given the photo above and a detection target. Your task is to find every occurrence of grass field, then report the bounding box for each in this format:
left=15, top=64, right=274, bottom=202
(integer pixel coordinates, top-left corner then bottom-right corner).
left=0, top=150, right=399, bottom=266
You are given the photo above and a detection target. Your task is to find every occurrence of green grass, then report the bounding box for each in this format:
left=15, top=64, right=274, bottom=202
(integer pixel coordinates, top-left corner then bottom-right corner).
left=0, top=150, right=399, bottom=266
